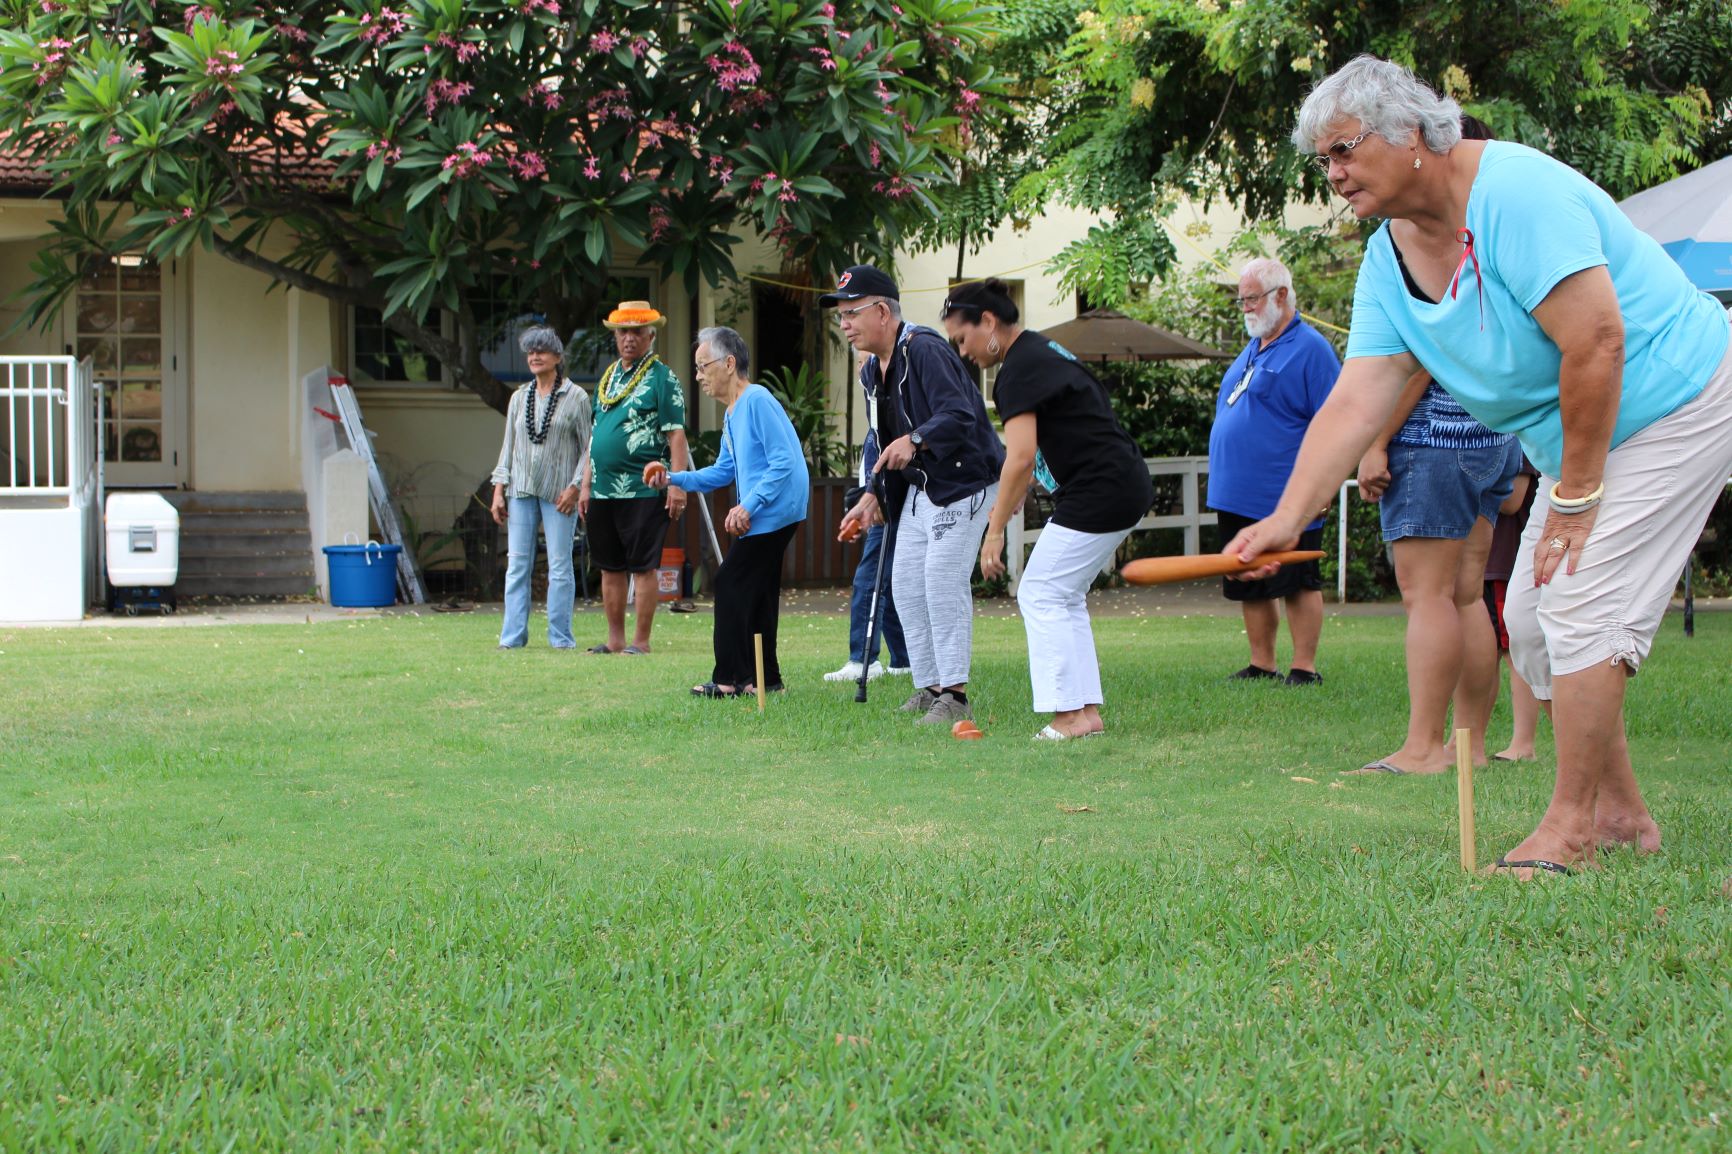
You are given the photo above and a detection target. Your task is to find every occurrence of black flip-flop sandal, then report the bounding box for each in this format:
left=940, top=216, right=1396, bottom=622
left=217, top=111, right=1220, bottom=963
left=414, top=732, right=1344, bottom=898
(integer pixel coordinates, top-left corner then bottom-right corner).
left=586, top=644, right=616, bottom=655
left=691, top=682, right=742, bottom=698
left=1492, top=856, right=1574, bottom=876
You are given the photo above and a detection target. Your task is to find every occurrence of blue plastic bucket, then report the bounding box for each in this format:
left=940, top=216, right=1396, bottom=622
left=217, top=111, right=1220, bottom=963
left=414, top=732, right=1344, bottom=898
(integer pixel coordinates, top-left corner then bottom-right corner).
left=323, top=543, right=402, bottom=607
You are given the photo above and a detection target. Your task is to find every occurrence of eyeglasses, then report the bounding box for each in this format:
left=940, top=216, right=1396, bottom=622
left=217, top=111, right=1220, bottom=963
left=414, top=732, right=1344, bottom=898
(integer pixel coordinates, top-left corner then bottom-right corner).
left=834, top=300, right=884, bottom=323
left=1232, top=288, right=1277, bottom=308
left=939, top=298, right=982, bottom=321
left=693, top=357, right=726, bottom=374
left=1310, top=130, right=1370, bottom=171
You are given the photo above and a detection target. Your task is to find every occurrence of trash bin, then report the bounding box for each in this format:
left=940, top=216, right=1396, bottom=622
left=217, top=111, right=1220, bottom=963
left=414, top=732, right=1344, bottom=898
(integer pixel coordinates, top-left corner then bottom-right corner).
left=323, top=541, right=401, bottom=607
left=105, top=492, right=180, bottom=614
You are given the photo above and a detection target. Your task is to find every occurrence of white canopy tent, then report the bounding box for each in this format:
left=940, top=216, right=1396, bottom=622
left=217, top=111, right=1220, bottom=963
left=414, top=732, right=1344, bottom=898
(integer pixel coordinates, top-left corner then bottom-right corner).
left=1618, top=154, right=1732, bottom=301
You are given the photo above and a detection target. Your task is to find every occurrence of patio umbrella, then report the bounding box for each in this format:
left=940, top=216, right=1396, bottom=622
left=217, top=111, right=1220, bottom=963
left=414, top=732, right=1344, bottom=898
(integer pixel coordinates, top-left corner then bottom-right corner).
left=1039, top=309, right=1231, bottom=363
left=1618, top=154, right=1732, bottom=297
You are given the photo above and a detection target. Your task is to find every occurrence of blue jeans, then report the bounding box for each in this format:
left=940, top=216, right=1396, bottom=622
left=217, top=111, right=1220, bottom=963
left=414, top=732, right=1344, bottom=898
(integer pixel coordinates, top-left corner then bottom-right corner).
left=848, top=524, right=908, bottom=667
left=500, top=495, right=577, bottom=649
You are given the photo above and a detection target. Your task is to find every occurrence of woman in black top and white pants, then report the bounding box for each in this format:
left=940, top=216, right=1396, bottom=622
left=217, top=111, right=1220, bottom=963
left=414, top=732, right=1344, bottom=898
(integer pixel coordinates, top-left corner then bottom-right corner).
left=943, top=280, right=1155, bottom=740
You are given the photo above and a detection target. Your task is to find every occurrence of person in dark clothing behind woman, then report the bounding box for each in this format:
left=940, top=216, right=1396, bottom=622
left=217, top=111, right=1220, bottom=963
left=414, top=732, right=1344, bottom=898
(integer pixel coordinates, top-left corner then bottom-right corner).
left=943, top=279, right=1155, bottom=740
left=645, top=326, right=808, bottom=698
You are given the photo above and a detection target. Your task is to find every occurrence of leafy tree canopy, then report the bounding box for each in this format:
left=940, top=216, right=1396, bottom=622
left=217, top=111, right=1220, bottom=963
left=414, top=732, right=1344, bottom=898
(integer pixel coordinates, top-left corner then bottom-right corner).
left=961, top=0, right=1732, bottom=308
left=0, top=0, right=1003, bottom=409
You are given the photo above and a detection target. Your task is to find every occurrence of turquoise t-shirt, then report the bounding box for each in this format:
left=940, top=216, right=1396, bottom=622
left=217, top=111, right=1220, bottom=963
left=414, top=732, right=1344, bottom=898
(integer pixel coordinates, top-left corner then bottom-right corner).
left=1345, top=141, right=1730, bottom=478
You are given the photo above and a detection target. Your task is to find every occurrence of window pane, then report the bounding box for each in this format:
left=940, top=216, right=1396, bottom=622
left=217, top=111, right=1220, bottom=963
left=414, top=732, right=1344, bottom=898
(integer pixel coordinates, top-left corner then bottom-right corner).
left=120, top=296, right=161, bottom=335
left=121, top=339, right=161, bottom=376
left=79, top=257, right=117, bottom=292
left=121, top=381, right=162, bottom=421
left=118, top=258, right=159, bottom=292
left=78, top=337, right=118, bottom=376
left=352, top=307, right=442, bottom=383
left=77, top=295, right=117, bottom=334
left=120, top=423, right=162, bottom=462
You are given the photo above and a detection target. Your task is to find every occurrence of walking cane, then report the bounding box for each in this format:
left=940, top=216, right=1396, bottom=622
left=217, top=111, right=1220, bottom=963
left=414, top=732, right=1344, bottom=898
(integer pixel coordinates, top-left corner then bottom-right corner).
left=850, top=476, right=894, bottom=705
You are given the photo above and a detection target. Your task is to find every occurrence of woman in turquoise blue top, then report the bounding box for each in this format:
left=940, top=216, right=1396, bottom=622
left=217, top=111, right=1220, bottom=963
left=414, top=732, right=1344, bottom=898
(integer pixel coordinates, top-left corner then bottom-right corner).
left=645, top=326, right=809, bottom=698
left=1226, top=55, right=1732, bottom=878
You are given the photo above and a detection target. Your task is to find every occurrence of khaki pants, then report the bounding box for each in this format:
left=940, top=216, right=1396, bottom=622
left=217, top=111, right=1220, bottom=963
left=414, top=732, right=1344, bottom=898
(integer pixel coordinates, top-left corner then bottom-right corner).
left=1506, top=340, right=1732, bottom=697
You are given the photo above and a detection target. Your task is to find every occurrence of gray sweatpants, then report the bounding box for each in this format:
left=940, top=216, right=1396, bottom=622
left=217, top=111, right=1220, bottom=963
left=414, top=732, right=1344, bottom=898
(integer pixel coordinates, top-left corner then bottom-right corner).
left=891, top=483, right=997, bottom=690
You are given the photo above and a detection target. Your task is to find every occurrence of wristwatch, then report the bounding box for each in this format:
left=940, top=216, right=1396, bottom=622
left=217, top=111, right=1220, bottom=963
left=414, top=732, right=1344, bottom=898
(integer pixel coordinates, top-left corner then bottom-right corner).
left=909, top=430, right=924, bottom=449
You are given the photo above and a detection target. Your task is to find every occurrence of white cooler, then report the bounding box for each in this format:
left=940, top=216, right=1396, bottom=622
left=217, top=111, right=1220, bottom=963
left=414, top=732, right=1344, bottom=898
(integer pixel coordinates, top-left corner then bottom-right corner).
left=106, top=492, right=180, bottom=587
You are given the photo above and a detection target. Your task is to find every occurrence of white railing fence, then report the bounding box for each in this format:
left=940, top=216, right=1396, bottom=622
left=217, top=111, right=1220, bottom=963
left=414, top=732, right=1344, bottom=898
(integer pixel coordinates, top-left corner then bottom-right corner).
left=1002, top=458, right=1370, bottom=601
left=1006, top=456, right=1217, bottom=594
left=1, top=355, right=103, bottom=620
left=2, top=356, right=96, bottom=503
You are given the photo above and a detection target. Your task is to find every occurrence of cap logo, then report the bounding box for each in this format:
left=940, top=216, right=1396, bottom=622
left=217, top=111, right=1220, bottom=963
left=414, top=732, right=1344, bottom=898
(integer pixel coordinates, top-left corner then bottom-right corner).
left=837, top=271, right=853, bottom=290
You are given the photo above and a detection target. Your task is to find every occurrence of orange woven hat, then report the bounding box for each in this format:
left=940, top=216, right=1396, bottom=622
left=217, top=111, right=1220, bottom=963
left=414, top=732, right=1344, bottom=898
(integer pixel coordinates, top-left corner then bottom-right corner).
left=603, top=300, right=667, bottom=329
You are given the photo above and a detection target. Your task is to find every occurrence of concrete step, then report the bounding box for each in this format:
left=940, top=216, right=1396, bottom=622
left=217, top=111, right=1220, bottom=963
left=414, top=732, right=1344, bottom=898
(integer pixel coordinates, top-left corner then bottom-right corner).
left=178, top=509, right=310, bottom=533
left=163, top=490, right=307, bottom=513
left=181, top=529, right=312, bottom=553
left=177, top=551, right=314, bottom=578
left=153, top=490, right=317, bottom=599
left=173, top=573, right=319, bottom=597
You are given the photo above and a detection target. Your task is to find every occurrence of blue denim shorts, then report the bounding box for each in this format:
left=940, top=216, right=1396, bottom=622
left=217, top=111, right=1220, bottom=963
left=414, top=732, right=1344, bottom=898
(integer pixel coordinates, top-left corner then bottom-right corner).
left=1378, top=438, right=1521, bottom=542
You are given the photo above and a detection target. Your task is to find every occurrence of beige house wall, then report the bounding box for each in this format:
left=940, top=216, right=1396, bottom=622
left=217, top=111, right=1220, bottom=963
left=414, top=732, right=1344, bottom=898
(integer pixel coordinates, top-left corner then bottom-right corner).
left=1, top=209, right=341, bottom=494
left=356, top=268, right=700, bottom=528
left=4, top=192, right=1334, bottom=516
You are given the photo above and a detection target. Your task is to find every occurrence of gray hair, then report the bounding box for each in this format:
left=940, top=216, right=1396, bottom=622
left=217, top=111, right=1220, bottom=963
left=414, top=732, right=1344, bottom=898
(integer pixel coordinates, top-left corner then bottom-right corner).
left=697, top=325, right=751, bottom=377
left=518, top=325, right=565, bottom=360
left=1293, top=55, right=1463, bottom=156
left=882, top=298, right=903, bottom=322
left=1241, top=257, right=1297, bottom=313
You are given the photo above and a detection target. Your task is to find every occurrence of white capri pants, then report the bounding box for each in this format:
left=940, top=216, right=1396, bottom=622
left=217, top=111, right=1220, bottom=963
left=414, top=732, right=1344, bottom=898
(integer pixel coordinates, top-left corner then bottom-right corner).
left=1016, top=522, right=1135, bottom=713
left=1505, top=339, right=1732, bottom=698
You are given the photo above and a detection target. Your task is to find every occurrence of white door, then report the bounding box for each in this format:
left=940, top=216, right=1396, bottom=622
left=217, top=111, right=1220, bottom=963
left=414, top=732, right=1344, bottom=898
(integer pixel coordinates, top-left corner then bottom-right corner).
left=72, top=253, right=186, bottom=487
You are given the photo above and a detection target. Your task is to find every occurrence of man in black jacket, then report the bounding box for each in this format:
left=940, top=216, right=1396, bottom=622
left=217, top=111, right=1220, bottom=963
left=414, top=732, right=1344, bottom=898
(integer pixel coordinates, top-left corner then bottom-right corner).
left=829, top=265, right=1005, bottom=726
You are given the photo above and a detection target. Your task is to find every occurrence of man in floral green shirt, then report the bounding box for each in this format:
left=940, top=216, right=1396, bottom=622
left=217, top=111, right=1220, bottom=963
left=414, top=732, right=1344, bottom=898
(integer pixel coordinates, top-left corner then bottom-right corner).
left=579, top=301, right=690, bottom=654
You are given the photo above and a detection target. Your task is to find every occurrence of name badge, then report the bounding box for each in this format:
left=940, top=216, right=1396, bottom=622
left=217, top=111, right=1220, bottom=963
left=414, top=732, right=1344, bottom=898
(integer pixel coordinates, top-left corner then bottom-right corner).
left=1227, top=365, right=1255, bottom=406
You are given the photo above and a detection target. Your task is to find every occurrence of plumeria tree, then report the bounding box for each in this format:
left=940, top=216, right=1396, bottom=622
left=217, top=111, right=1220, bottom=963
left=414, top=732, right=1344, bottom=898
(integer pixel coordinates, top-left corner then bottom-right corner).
left=0, top=0, right=1002, bottom=410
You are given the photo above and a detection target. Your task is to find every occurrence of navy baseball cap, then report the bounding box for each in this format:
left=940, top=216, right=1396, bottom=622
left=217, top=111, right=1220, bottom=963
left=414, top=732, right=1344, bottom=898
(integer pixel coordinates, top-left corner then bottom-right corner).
left=818, top=264, right=899, bottom=307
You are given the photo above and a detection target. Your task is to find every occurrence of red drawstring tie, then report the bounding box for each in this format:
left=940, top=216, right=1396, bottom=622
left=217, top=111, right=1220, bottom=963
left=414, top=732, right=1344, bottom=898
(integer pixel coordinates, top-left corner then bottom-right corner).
left=1449, top=227, right=1483, bottom=330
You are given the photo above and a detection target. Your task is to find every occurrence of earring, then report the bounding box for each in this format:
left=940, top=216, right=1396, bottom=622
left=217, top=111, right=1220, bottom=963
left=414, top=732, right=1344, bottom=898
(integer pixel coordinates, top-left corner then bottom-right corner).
left=987, top=335, right=1001, bottom=357
left=1413, top=156, right=1422, bottom=170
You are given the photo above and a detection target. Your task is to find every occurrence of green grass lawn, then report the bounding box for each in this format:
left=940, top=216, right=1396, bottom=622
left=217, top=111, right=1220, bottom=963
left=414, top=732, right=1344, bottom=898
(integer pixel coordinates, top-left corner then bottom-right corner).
left=2, top=606, right=1729, bottom=1152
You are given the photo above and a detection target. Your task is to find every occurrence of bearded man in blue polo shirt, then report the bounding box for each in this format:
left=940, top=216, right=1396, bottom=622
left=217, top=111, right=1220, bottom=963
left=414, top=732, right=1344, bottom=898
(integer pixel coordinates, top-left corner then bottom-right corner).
left=1207, top=257, right=1341, bottom=685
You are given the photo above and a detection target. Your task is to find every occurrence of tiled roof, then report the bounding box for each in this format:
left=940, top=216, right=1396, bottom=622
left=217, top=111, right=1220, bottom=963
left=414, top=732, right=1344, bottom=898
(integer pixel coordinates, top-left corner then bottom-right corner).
left=0, top=140, right=50, bottom=193
left=0, top=128, right=341, bottom=197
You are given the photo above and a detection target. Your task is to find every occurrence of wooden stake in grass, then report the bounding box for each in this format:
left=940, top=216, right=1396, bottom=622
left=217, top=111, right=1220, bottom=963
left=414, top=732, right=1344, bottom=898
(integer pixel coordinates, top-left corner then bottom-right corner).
left=1455, top=726, right=1475, bottom=872
left=754, top=633, right=766, bottom=714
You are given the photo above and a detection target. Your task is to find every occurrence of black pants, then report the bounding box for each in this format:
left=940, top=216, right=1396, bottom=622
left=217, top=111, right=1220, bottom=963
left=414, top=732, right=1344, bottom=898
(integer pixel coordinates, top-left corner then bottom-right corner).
left=712, top=523, right=799, bottom=686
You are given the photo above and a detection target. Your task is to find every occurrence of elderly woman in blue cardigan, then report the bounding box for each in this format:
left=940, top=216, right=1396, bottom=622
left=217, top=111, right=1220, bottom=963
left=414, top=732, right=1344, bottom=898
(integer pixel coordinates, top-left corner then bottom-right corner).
left=644, top=326, right=809, bottom=697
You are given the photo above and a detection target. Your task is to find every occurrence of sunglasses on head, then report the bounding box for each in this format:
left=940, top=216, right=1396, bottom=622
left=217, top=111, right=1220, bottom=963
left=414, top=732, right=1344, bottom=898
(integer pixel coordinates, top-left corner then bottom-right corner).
left=940, top=297, right=983, bottom=321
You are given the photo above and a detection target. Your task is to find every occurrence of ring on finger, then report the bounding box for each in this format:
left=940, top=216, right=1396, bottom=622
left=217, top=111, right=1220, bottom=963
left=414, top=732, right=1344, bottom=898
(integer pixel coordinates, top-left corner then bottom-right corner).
left=1550, top=537, right=1567, bottom=550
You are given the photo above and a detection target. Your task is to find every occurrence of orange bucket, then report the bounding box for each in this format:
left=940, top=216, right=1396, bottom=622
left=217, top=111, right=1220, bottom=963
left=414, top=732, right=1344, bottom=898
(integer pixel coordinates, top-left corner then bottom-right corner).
left=656, top=547, right=684, bottom=601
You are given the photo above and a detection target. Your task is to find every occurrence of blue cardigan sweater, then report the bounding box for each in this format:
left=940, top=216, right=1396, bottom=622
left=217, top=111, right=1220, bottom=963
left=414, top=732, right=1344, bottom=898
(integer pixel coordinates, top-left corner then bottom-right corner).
left=668, top=384, right=809, bottom=536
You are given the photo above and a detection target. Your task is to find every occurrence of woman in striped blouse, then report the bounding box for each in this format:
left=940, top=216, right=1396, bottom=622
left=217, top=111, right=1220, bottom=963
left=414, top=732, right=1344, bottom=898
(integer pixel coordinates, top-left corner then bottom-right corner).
left=490, top=327, right=594, bottom=650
